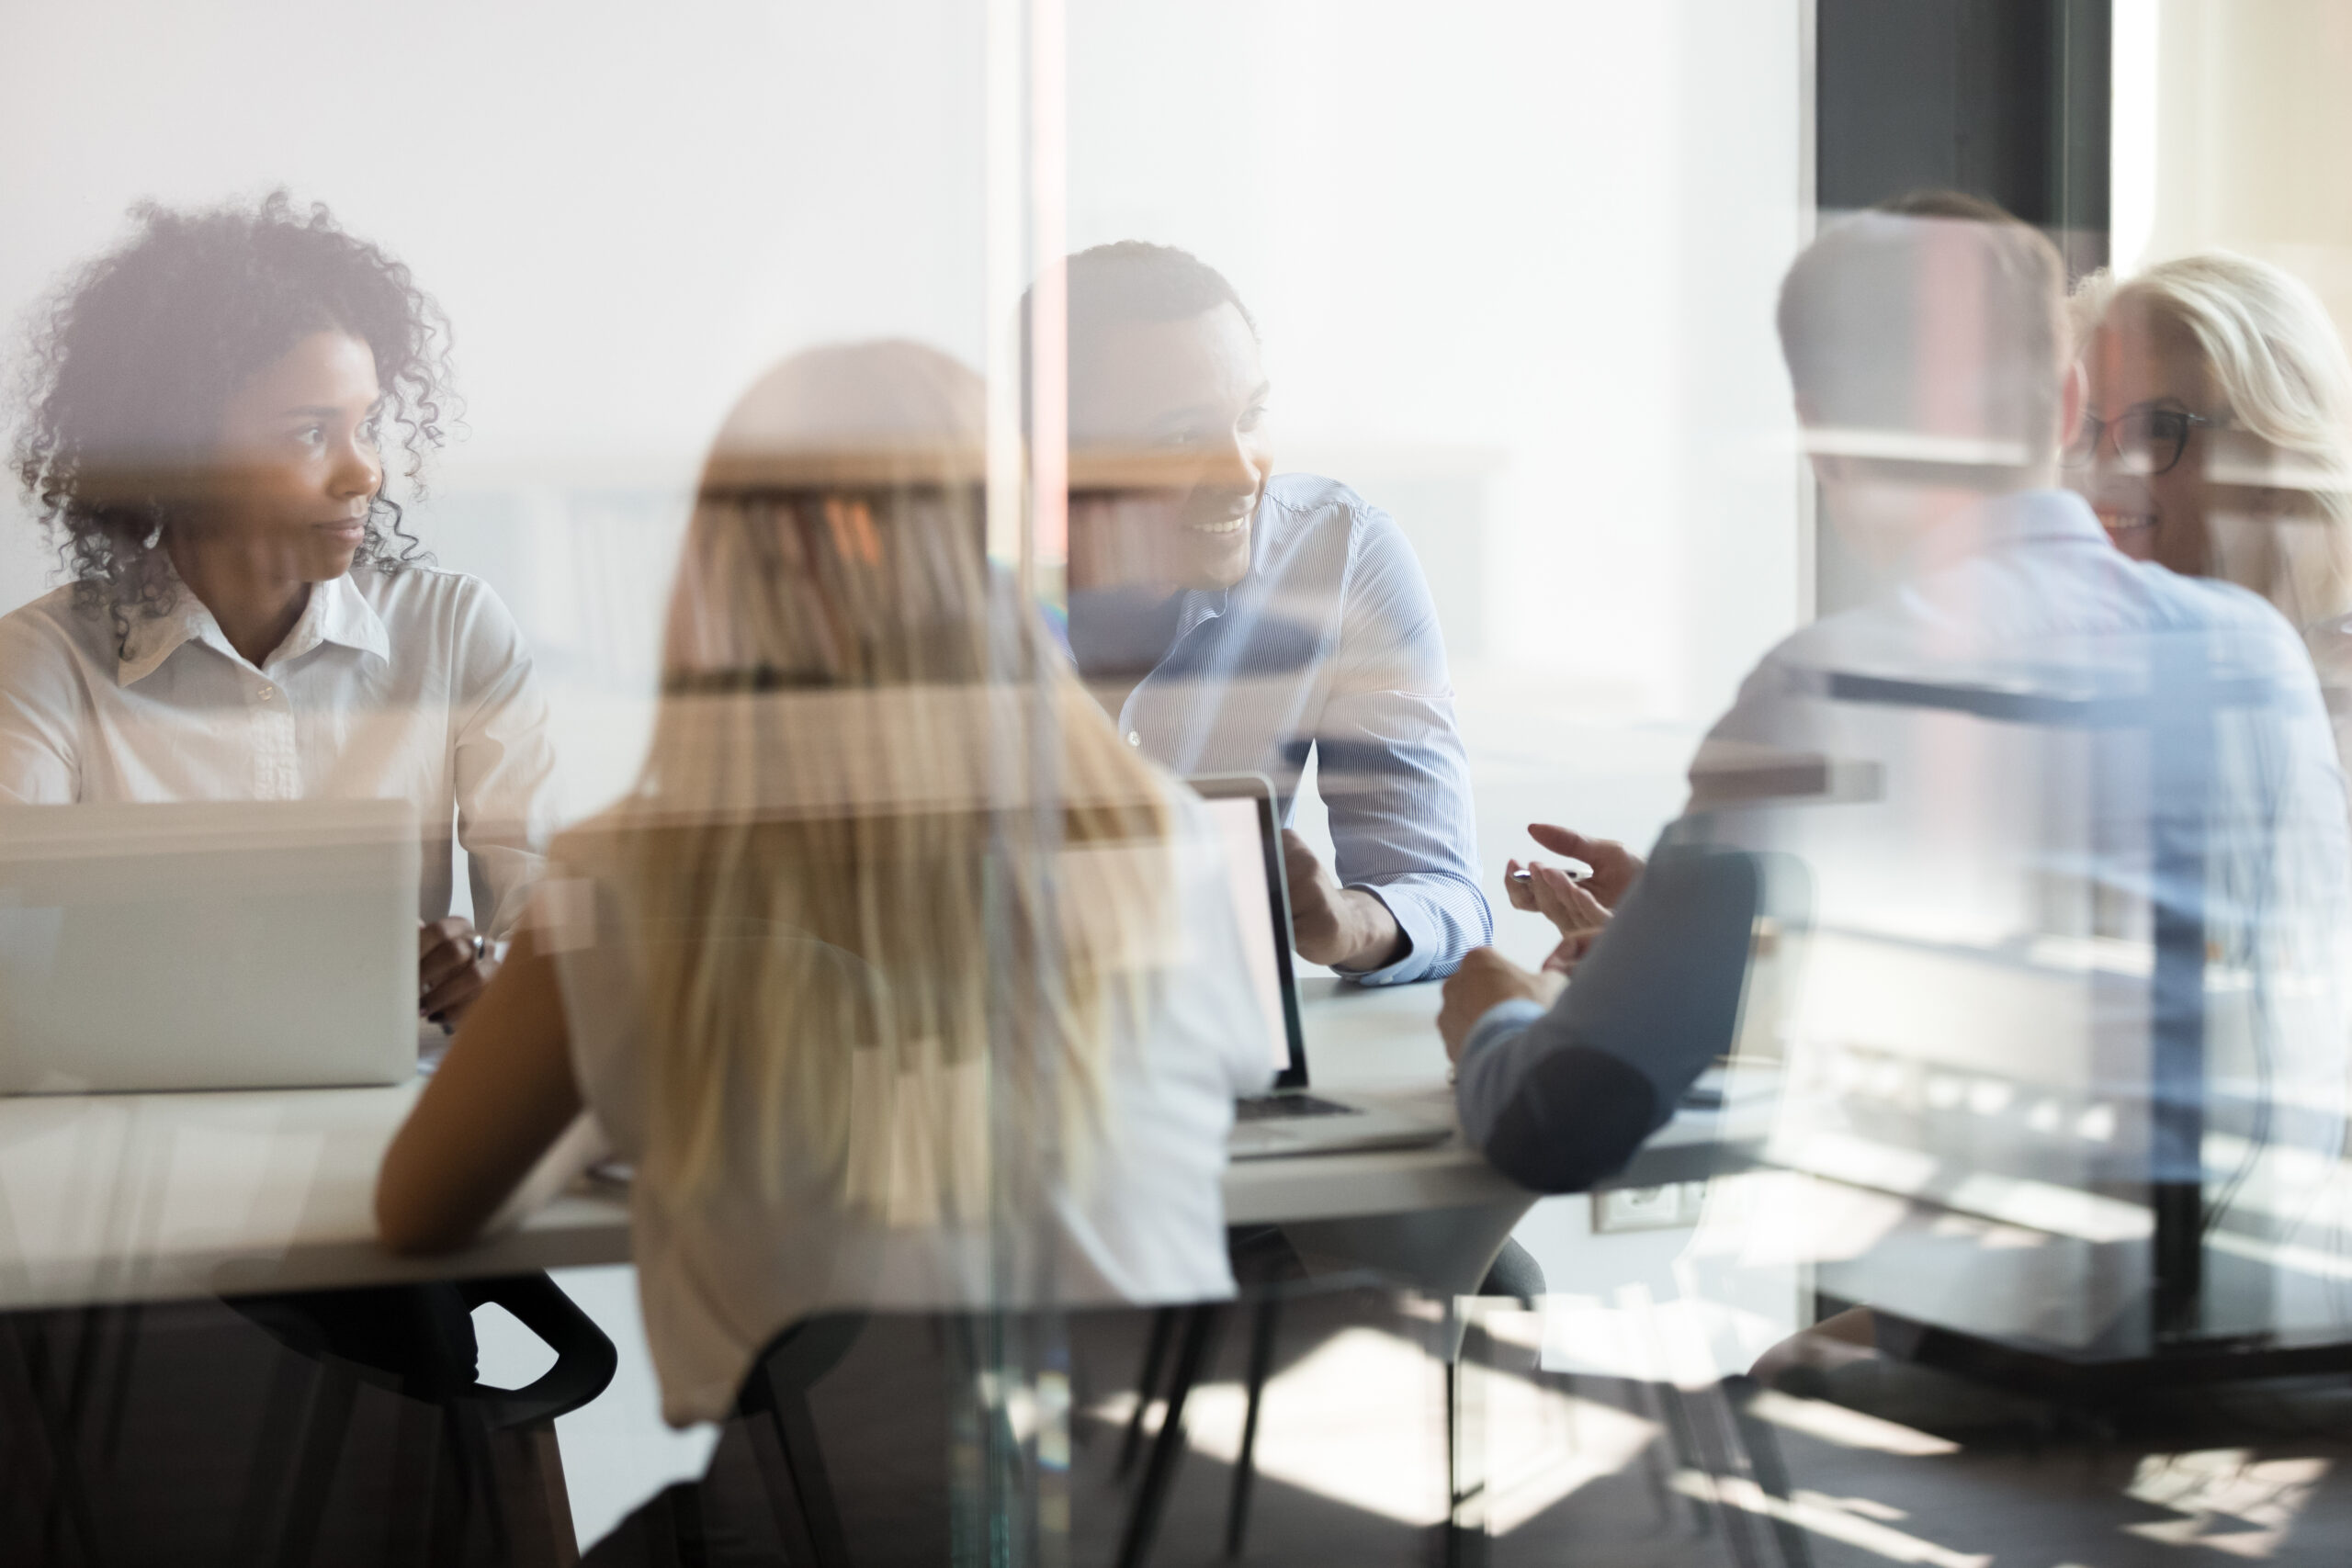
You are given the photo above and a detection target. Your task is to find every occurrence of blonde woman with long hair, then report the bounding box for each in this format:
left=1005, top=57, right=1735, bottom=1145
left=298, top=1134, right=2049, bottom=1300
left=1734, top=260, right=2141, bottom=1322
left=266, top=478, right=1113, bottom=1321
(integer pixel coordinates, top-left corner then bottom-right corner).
left=375, top=342, right=1271, bottom=1436
left=2069, top=254, right=2352, bottom=771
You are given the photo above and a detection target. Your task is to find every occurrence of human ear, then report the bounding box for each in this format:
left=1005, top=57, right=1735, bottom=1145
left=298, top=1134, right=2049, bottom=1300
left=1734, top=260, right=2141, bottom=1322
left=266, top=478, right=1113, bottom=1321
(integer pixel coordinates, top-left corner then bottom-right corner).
left=1792, top=394, right=1840, bottom=486
left=2057, top=357, right=2087, bottom=456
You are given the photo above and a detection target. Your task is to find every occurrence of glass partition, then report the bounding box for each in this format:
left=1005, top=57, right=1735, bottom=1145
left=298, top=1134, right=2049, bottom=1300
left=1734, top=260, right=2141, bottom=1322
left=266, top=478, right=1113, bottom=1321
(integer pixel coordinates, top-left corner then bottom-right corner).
left=6, top=2, right=2352, bottom=1562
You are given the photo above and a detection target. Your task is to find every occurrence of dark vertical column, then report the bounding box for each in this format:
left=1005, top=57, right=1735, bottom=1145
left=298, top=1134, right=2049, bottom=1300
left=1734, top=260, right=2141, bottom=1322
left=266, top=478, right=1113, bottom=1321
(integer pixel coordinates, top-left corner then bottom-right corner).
left=1816, top=0, right=2110, bottom=268
left=2147, top=638, right=2211, bottom=1344
left=1811, top=0, right=2113, bottom=616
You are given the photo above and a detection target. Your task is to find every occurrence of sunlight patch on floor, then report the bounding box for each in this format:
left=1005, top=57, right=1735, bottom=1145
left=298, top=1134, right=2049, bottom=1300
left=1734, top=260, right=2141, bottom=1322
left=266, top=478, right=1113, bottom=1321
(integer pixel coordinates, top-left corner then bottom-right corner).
left=1091, top=1326, right=1449, bottom=1525
left=1744, top=1388, right=1958, bottom=1457
left=1672, top=1471, right=1992, bottom=1568
left=1536, top=1291, right=1786, bottom=1383
left=1088, top=1325, right=1663, bottom=1530
left=2121, top=1449, right=2329, bottom=1560
left=1475, top=1365, right=1659, bottom=1534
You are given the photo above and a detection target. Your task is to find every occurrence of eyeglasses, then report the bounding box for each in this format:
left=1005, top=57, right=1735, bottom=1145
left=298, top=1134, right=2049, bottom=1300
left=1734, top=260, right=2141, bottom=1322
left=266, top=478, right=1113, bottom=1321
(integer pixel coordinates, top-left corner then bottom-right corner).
left=2064, top=408, right=2216, bottom=478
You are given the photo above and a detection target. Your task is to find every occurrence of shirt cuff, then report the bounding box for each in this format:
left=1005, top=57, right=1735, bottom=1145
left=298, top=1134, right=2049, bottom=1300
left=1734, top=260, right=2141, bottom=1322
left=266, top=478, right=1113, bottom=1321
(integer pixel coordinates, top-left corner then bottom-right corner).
left=1459, top=998, right=1546, bottom=1068
left=1331, top=884, right=1432, bottom=986
left=1453, top=997, right=1549, bottom=1148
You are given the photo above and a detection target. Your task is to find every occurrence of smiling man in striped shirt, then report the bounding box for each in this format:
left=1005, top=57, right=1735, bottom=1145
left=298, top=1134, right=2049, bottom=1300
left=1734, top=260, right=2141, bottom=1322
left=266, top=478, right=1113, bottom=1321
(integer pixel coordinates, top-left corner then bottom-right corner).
left=1051, top=242, right=1490, bottom=985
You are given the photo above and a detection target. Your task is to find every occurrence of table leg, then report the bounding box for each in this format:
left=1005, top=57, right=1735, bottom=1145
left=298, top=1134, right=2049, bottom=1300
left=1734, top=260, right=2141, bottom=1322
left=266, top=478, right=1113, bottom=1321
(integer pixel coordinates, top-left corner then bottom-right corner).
left=1278, top=1198, right=1536, bottom=1346
left=1278, top=1197, right=1535, bottom=1561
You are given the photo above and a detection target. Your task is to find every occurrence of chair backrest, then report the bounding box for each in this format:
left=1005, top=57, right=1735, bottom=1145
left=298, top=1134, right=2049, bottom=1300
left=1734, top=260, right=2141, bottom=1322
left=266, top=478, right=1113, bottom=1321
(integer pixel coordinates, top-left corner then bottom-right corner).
left=233, top=1274, right=617, bottom=1428
left=695, top=1280, right=1454, bottom=1565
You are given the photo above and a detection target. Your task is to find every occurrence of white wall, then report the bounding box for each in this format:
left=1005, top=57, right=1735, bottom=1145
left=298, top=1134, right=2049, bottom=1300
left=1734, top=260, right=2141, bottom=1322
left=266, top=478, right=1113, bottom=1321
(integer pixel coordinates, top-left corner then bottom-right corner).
left=0, top=1, right=989, bottom=470
left=2, top=0, right=1804, bottom=824
left=1066, top=0, right=1805, bottom=726
left=2139, top=0, right=2352, bottom=344
left=2, top=0, right=997, bottom=811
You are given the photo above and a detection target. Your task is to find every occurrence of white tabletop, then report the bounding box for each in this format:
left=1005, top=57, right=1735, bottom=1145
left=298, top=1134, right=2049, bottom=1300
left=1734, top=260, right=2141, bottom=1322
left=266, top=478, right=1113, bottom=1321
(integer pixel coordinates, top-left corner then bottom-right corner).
left=0, top=977, right=1545, bottom=1311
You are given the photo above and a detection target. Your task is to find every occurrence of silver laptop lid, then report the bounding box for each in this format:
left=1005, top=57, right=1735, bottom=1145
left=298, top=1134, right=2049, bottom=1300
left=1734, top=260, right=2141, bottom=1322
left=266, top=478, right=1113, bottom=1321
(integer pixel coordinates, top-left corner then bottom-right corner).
left=1186, top=774, right=1309, bottom=1090
left=0, top=799, right=421, bottom=1094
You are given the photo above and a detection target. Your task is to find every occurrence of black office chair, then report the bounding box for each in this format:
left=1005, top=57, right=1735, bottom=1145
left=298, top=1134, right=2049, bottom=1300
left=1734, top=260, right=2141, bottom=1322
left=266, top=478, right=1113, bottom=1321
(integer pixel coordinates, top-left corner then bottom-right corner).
left=229, top=1272, right=617, bottom=1565
left=732, top=1313, right=867, bottom=1568
left=728, top=1302, right=1232, bottom=1568
left=0, top=1274, right=614, bottom=1565
left=585, top=1280, right=1452, bottom=1567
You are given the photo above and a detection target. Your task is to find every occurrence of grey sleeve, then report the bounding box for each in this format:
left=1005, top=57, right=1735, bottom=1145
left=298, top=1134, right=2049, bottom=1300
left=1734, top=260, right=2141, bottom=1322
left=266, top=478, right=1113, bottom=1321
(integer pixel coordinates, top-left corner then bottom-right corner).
left=1453, top=842, right=1769, bottom=1192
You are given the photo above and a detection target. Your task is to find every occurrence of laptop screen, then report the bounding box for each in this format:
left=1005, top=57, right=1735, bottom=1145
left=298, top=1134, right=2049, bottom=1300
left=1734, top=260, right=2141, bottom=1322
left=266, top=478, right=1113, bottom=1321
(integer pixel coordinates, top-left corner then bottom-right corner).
left=1192, top=777, right=1308, bottom=1088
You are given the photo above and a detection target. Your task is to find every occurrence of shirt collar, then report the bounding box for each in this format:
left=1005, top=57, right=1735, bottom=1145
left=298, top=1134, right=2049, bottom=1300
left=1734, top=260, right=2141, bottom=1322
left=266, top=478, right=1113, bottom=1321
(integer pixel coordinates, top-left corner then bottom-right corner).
left=1169, top=487, right=1273, bottom=635
left=116, top=583, right=216, bottom=688
left=298, top=571, right=392, bottom=667
left=1898, top=488, right=2109, bottom=577
left=117, top=569, right=390, bottom=687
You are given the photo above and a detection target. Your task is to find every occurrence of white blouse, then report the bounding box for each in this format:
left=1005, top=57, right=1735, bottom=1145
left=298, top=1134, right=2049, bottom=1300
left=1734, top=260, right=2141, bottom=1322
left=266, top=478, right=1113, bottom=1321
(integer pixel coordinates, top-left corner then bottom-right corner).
left=0, top=565, right=559, bottom=937
left=537, top=790, right=1272, bottom=1427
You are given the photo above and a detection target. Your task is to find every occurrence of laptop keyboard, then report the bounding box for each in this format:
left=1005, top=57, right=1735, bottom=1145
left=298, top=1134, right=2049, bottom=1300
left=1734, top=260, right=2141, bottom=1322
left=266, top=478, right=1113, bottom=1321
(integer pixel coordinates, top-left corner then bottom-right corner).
left=1236, top=1094, right=1363, bottom=1122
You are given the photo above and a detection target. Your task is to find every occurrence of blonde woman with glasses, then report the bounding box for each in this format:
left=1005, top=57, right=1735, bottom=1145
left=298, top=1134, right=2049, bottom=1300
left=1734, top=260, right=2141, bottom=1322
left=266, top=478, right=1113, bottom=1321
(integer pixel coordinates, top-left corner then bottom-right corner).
left=375, top=342, right=1271, bottom=1444
left=2070, top=254, right=2352, bottom=773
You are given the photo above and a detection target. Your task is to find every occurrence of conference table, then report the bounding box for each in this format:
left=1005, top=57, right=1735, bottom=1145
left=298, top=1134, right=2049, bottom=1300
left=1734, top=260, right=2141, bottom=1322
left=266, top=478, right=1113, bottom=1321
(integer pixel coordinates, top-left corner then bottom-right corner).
left=0, top=975, right=1771, bottom=1563
left=0, top=976, right=1754, bottom=1314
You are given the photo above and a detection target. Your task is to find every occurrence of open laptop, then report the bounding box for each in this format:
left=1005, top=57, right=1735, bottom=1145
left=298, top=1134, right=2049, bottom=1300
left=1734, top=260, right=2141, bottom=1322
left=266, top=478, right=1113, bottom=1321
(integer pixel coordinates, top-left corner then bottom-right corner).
left=0, top=799, right=421, bottom=1094
left=1189, top=774, right=1455, bottom=1160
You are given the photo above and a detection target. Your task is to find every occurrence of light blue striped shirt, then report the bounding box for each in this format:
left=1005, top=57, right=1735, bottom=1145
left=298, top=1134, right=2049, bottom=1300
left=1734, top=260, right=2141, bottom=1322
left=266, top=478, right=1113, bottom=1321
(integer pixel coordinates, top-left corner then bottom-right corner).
left=1069, top=473, right=1490, bottom=984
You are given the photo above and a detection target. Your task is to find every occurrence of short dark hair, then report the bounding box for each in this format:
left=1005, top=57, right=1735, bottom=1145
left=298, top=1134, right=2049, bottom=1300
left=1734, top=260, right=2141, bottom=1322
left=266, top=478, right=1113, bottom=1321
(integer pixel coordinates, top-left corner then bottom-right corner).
left=1023, top=242, right=1257, bottom=411
left=1064, top=241, right=1256, bottom=344
left=11, top=190, right=455, bottom=635
left=1872, top=187, right=2026, bottom=225
left=1777, top=190, right=2066, bottom=468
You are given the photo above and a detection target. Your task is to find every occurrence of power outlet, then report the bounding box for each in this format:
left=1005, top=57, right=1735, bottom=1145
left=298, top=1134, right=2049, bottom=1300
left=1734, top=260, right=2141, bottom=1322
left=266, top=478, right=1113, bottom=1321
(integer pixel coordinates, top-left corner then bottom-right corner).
left=1592, top=1180, right=1707, bottom=1234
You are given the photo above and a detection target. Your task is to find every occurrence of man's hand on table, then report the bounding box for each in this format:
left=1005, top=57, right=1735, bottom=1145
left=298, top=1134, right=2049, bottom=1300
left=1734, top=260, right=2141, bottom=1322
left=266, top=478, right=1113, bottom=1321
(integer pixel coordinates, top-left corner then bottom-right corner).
left=420, top=917, right=499, bottom=1031
left=1439, top=948, right=1564, bottom=1063
left=1282, top=829, right=1408, bottom=972
left=1541, top=927, right=1604, bottom=977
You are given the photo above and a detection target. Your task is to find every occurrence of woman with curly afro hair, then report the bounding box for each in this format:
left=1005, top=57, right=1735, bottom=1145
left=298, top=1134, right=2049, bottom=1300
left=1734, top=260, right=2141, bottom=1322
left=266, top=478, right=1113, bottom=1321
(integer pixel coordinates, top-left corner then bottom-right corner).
left=2, top=191, right=558, bottom=1025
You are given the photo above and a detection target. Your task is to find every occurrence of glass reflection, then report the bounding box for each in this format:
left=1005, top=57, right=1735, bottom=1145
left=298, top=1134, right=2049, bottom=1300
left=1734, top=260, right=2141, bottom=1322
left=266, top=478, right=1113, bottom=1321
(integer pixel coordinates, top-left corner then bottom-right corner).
left=7, top=4, right=2352, bottom=1561
left=1451, top=197, right=2352, bottom=1373
left=1744, top=201, right=2352, bottom=1359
